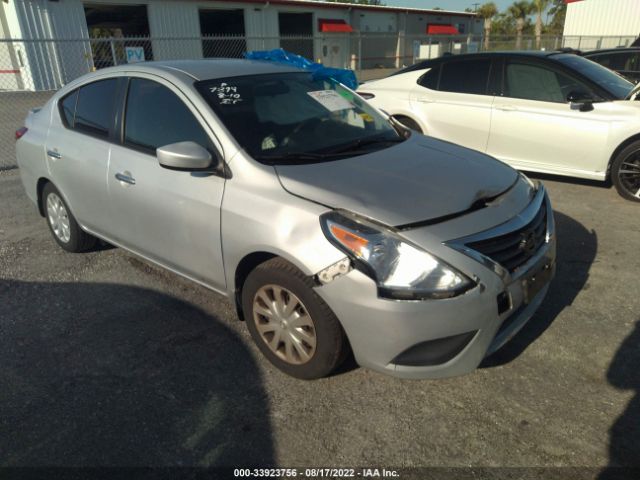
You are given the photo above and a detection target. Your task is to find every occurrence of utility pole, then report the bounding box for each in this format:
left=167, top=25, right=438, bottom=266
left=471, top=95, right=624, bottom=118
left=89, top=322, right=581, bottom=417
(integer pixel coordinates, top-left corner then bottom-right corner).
left=472, top=3, right=480, bottom=12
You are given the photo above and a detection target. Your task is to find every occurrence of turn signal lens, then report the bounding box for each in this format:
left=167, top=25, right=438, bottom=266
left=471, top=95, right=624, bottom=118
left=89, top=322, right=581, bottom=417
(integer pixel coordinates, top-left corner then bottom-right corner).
left=329, top=224, right=369, bottom=257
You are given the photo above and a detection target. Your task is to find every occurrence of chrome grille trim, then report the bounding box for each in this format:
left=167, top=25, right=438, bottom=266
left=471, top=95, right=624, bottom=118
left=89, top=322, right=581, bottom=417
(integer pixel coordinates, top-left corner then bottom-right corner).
left=446, top=185, right=554, bottom=282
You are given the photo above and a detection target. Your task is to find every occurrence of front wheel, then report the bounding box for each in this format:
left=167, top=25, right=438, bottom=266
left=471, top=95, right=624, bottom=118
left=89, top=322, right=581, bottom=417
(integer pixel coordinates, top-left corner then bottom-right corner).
left=611, top=142, right=640, bottom=202
left=392, top=115, right=423, bottom=133
left=242, top=258, right=349, bottom=379
left=42, top=183, right=97, bottom=252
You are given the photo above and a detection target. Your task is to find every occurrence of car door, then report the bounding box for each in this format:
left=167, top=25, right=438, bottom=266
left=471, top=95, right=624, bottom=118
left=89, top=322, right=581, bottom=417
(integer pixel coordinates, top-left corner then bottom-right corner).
left=108, top=75, right=226, bottom=290
left=487, top=58, right=612, bottom=177
left=45, top=78, right=120, bottom=234
left=409, top=57, right=495, bottom=152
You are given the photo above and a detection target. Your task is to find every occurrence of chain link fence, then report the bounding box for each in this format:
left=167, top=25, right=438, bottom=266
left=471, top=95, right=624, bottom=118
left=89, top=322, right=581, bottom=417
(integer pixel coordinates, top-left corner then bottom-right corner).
left=1, top=33, right=636, bottom=170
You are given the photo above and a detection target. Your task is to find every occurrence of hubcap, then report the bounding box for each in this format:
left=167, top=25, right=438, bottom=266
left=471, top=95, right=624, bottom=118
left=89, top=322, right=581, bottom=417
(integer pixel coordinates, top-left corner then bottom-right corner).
left=252, top=285, right=317, bottom=365
left=618, top=150, right=640, bottom=199
left=46, top=193, right=71, bottom=243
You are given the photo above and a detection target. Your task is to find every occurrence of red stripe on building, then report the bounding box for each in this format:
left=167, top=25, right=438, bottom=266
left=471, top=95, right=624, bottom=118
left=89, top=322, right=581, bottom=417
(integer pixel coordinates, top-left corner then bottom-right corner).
left=426, top=24, right=460, bottom=35
left=318, top=19, right=354, bottom=33
left=0, top=70, right=20, bottom=74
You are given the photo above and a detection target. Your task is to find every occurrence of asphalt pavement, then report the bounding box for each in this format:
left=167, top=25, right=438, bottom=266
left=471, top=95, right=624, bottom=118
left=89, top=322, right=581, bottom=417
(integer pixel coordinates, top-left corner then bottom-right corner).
left=1, top=168, right=639, bottom=477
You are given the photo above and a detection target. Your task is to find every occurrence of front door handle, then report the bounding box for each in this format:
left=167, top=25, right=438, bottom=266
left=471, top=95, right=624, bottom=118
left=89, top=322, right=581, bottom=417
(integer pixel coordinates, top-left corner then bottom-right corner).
left=115, top=171, right=136, bottom=185
left=416, top=97, right=435, bottom=103
left=47, top=149, right=61, bottom=159
left=496, top=105, right=518, bottom=112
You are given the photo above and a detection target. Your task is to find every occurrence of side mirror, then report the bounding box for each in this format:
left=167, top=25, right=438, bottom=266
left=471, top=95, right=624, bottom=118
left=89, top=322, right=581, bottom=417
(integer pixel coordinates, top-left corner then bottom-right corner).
left=567, top=91, right=594, bottom=112
left=157, top=141, right=215, bottom=171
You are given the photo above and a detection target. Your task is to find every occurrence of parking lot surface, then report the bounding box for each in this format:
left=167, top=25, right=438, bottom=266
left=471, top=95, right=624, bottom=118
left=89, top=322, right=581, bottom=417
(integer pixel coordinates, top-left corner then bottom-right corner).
left=1, top=169, right=639, bottom=474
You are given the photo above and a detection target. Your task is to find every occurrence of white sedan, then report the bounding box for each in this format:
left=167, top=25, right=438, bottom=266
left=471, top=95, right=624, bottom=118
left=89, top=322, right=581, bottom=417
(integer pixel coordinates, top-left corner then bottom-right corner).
left=358, top=51, right=640, bottom=202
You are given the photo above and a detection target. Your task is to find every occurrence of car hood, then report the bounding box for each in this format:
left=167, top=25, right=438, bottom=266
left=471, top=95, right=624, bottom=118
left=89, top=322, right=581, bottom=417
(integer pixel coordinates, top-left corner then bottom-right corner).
left=275, top=134, right=518, bottom=227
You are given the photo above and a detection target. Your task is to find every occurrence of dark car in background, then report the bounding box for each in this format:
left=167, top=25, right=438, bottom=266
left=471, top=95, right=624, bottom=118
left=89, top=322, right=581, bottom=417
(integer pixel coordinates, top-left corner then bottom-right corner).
left=583, top=44, right=640, bottom=83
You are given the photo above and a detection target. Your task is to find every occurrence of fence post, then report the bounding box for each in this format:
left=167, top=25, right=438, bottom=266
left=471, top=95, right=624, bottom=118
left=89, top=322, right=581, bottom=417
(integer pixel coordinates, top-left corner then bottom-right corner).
left=357, top=32, right=362, bottom=73
left=109, top=38, right=117, bottom=66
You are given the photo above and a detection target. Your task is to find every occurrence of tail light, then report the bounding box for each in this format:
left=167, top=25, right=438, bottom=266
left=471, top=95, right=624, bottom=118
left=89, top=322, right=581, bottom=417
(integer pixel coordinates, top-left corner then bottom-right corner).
left=15, top=127, right=28, bottom=140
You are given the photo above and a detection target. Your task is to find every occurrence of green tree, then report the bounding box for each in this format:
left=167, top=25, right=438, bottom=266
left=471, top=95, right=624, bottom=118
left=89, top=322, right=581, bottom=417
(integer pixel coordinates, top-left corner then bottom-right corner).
left=533, top=0, right=551, bottom=49
left=547, top=0, right=567, bottom=35
left=478, top=2, right=498, bottom=51
left=492, top=12, right=515, bottom=35
left=508, top=1, right=534, bottom=49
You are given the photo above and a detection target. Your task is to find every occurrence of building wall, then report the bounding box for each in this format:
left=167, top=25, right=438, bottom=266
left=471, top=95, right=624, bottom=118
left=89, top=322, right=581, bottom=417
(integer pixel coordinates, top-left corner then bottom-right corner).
left=564, top=0, right=640, bottom=41
left=2, top=0, right=477, bottom=89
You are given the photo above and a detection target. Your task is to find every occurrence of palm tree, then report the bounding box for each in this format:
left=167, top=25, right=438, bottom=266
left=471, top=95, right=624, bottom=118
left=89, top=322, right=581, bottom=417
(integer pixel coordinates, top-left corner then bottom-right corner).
left=478, top=2, right=498, bottom=51
left=533, top=0, right=551, bottom=49
left=508, top=1, right=534, bottom=50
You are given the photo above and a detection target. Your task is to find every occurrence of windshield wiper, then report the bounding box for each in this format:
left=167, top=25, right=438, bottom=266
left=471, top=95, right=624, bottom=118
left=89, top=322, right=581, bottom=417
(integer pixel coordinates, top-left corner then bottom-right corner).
left=324, top=135, right=405, bottom=155
left=253, top=151, right=343, bottom=165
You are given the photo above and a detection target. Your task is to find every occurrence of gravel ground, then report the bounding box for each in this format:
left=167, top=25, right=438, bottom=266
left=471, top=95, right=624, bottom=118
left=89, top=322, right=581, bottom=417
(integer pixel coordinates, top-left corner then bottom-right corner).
left=1, top=168, right=639, bottom=477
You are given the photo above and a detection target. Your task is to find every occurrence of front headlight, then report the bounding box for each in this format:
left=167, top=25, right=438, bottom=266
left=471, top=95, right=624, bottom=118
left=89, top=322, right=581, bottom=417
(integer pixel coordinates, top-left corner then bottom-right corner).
left=320, top=211, right=474, bottom=300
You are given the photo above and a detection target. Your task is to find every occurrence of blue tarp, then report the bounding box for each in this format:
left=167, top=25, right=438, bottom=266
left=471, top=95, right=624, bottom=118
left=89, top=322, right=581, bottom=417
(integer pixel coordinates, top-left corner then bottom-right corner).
left=245, top=49, right=359, bottom=91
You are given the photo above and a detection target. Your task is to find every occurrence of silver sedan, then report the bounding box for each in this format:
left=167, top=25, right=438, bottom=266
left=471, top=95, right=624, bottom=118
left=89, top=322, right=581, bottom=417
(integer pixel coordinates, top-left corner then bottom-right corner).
left=16, top=59, right=556, bottom=379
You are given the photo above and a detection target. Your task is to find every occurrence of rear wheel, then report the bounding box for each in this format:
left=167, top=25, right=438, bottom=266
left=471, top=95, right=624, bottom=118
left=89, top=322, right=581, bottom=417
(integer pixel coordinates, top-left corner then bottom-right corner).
left=42, top=183, right=97, bottom=252
left=242, top=258, right=348, bottom=379
left=392, top=115, right=422, bottom=133
left=611, top=142, right=640, bottom=202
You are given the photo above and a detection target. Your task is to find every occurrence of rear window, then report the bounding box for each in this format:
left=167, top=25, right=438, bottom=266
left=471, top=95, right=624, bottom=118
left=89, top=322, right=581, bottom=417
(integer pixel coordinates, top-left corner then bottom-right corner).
left=74, top=79, right=118, bottom=138
left=59, top=90, right=77, bottom=127
left=418, top=66, right=439, bottom=90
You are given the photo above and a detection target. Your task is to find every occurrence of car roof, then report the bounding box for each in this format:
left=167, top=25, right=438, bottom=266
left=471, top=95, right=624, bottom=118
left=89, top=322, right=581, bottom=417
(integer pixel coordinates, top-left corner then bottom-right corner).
left=95, top=58, right=302, bottom=81
left=434, top=50, right=574, bottom=62
left=391, top=50, right=576, bottom=76
left=584, top=47, right=640, bottom=55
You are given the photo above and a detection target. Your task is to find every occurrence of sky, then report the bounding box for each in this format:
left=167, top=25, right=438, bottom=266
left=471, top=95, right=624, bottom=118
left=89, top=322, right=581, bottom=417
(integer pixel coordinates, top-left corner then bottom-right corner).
left=384, top=0, right=517, bottom=13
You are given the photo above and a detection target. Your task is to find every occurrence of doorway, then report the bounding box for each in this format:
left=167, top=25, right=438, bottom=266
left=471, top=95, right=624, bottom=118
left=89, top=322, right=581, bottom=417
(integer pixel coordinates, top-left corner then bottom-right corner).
left=278, top=12, right=314, bottom=60
left=199, top=9, right=247, bottom=58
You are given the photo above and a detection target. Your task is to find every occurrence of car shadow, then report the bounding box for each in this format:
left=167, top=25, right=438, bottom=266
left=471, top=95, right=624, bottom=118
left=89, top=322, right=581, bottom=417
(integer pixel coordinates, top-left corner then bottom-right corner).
left=481, top=210, right=597, bottom=368
left=599, top=321, right=640, bottom=479
left=0, top=279, right=274, bottom=467
left=526, top=171, right=611, bottom=189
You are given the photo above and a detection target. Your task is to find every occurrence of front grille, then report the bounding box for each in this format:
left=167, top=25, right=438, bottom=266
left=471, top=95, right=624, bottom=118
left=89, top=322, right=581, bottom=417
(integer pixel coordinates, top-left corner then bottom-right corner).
left=467, top=202, right=547, bottom=273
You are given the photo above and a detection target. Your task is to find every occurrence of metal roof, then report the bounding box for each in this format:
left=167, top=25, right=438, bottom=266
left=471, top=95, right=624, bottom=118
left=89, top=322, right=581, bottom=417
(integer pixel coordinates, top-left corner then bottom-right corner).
left=200, top=0, right=478, bottom=17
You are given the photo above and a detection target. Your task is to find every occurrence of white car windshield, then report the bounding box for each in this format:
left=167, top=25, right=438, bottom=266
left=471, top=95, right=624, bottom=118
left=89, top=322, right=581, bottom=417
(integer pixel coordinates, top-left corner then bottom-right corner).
left=554, top=54, right=634, bottom=99
left=196, top=72, right=403, bottom=164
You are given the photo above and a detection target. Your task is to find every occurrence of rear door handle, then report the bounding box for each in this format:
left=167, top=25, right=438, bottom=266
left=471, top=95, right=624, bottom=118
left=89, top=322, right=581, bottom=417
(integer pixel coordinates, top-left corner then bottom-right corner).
left=496, top=105, right=518, bottom=112
left=416, top=97, right=435, bottom=103
left=115, top=172, right=136, bottom=185
left=47, top=149, right=61, bottom=159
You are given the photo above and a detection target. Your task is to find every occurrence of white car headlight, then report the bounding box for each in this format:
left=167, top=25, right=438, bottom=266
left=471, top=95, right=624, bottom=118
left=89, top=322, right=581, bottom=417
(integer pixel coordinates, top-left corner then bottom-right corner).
left=320, top=211, right=474, bottom=300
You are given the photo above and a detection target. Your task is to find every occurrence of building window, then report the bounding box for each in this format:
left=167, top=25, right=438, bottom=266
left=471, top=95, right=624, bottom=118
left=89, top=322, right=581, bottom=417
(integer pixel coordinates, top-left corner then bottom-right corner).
left=199, top=9, right=247, bottom=58
left=84, top=4, right=153, bottom=68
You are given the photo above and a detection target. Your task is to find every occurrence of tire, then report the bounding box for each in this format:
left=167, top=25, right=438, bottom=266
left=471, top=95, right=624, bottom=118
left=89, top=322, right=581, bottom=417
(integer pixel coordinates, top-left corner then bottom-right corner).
left=392, top=115, right=422, bottom=133
left=611, top=141, right=640, bottom=202
left=242, top=257, right=349, bottom=380
left=42, top=183, right=97, bottom=252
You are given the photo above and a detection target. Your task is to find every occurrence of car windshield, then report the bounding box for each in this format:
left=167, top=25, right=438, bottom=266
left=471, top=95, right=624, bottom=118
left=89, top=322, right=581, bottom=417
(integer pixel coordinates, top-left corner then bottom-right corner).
left=553, top=54, right=634, bottom=99
left=196, top=72, right=403, bottom=164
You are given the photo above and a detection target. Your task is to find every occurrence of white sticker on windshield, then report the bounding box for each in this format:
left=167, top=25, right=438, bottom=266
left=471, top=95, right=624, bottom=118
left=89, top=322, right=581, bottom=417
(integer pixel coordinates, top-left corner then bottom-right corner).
left=307, top=90, right=353, bottom=112
left=210, top=82, right=243, bottom=105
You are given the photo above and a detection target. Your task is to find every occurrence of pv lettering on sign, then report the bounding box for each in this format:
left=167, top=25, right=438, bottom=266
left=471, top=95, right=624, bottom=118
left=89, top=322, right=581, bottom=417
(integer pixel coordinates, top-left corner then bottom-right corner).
left=125, top=46, right=145, bottom=63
